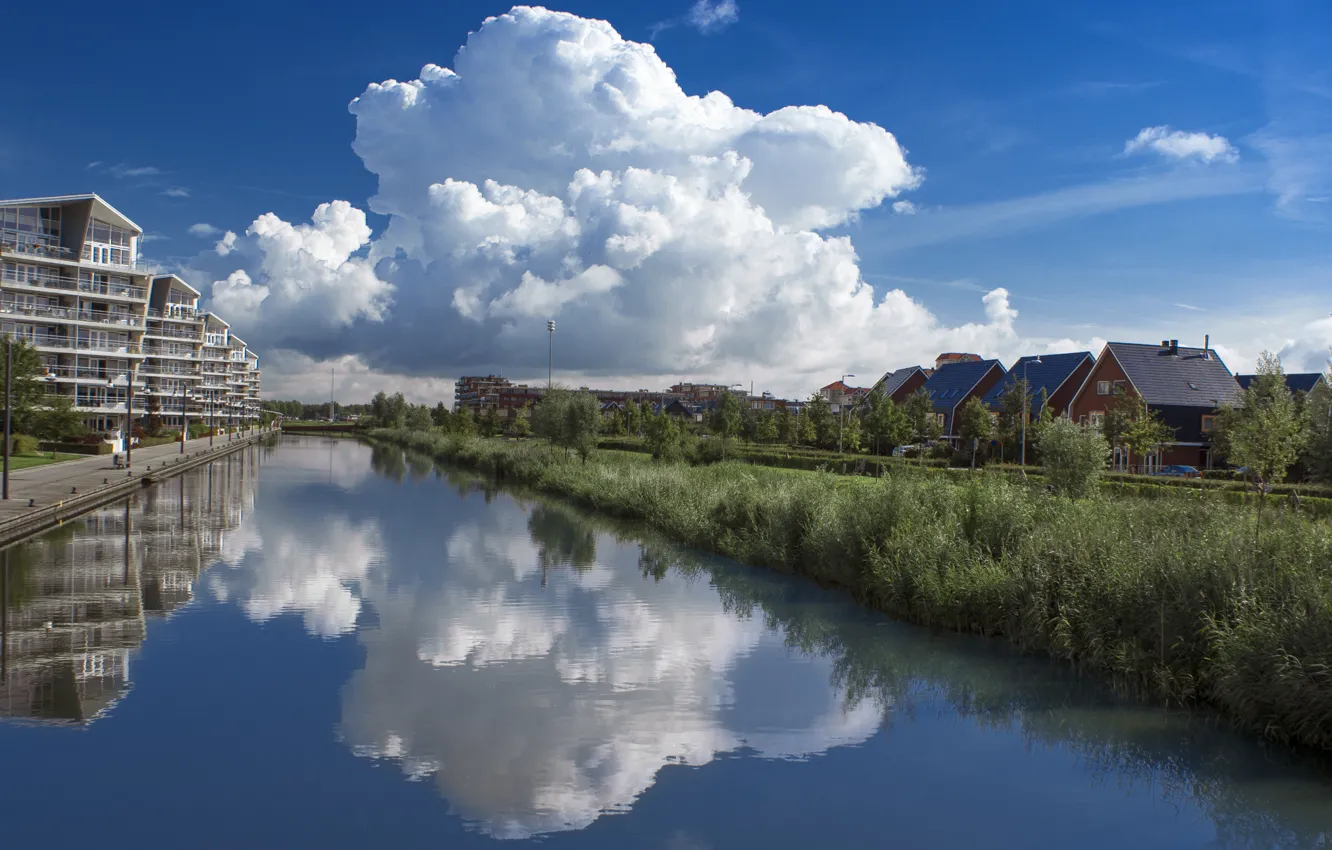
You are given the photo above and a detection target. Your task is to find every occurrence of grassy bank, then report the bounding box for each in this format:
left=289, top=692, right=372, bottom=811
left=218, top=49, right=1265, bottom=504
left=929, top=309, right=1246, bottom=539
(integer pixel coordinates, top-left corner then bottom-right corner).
left=372, top=428, right=1332, bottom=750
left=9, top=451, right=84, bottom=470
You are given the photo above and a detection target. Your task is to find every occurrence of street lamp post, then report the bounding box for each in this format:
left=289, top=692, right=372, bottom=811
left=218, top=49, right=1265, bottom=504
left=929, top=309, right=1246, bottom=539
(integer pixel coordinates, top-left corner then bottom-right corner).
left=838, top=373, right=856, bottom=455
left=1020, top=356, right=1042, bottom=467
left=546, top=319, right=555, bottom=390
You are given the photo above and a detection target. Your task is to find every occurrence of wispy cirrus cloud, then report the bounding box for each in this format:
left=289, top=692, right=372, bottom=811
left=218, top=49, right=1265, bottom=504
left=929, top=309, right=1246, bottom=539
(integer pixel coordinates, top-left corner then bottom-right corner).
left=650, top=0, right=738, bottom=39
left=1124, top=126, right=1239, bottom=164
left=188, top=223, right=222, bottom=238
left=161, top=186, right=191, bottom=198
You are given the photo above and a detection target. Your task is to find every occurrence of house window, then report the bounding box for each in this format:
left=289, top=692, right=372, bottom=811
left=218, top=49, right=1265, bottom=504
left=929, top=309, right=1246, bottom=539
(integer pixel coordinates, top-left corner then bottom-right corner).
left=1096, top=381, right=1111, bottom=395
left=1201, top=414, right=1216, bottom=433
left=1113, top=380, right=1126, bottom=393
left=1089, top=411, right=1105, bottom=429
left=934, top=413, right=946, bottom=427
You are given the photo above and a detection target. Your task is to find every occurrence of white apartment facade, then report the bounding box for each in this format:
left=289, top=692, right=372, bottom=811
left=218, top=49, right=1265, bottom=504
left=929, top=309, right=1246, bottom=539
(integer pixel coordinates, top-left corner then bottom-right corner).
left=0, top=194, right=261, bottom=443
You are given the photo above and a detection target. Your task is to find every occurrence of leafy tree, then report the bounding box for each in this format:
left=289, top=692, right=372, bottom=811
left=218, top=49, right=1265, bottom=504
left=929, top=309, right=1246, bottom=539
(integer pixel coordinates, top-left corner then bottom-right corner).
left=796, top=408, right=816, bottom=446
left=431, top=401, right=452, bottom=429
left=1215, top=351, right=1306, bottom=489
left=645, top=408, right=684, bottom=461
left=957, top=396, right=994, bottom=465
left=712, top=392, right=743, bottom=441
left=995, top=377, right=1029, bottom=462
left=1302, top=358, right=1332, bottom=482
left=532, top=388, right=600, bottom=460
left=842, top=411, right=863, bottom=453
left=902, top=387, right=940, bottom=452
left=804, top=393, right=835, bottom=450
left=862, top=392, right=911, bottom=456
left=755, top=411, right=779, bottom=444
left=624, top=401, right=642, bottom=437
left=370, top=391, right=409, bottom=428
left=775, top=407, right=795, bottom=444
left=511, top=405, right=532, bottom=438
left=30, top=395, right=85, bottom=441
left=451, top=406, right=476, bottom=436
left=1102, top=389, right=1173, bottom=473
left=404, top=404, right=433, bottom=430
left=1038, top=419, right=1109, bottom=498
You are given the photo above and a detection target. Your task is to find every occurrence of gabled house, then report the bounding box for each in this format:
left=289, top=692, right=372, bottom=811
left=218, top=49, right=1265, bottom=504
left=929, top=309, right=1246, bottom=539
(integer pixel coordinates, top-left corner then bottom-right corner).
left=819, top=379, right=868, bottom=413
left=1068, top=340, right=1242, bottom=470
left=922, top=359, right=1006, bottom=441
left=982, top=352, right=1095, bottom=419
left=1236, top=372, right=1329, bottom=396
left=860, top=366, right=929, bottom=408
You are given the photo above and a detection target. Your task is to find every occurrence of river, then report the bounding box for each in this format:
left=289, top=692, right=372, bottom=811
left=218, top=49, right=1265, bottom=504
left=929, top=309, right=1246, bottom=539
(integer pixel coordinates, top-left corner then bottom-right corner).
left=1, top=436, right=1330, bottom=848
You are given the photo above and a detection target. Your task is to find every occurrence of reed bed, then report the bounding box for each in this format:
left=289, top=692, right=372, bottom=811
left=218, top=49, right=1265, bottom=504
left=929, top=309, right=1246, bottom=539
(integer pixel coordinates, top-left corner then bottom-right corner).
left=373, top=429, right=1332, bottom=750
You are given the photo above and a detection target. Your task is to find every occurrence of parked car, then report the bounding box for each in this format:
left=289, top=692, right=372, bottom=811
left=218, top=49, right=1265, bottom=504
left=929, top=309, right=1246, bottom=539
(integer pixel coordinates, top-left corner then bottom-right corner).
left=1154, top=465, right=1201, bottom=478
left=892, top=445, right=916, bottom=457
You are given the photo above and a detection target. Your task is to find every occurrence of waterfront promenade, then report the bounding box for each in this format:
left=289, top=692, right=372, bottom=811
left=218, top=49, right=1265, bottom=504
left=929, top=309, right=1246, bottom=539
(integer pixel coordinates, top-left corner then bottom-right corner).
left=0, top=428, right=274, bottom=546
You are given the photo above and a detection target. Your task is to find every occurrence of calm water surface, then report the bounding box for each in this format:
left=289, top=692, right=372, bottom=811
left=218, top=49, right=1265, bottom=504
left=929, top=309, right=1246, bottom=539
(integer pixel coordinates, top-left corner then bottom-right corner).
left=2, top=436, right=1331, bottom=849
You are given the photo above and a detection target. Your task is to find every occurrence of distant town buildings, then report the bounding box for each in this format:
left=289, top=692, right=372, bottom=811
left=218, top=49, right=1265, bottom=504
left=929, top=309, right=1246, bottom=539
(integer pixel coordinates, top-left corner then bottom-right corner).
left=0, top=194, right=262, bottom=446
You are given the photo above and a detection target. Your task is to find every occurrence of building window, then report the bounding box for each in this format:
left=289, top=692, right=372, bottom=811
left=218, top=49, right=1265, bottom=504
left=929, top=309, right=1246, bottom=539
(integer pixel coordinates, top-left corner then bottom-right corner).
left=1089, top=411, right=1105, bottom=429
left=1113, top=380, right=1126, bottom=393
left=1201, top=414, right=1216, bottom=433
left=934, top=413, right=946, bottom=427
left=1096, top=380, right=1110, bottom=395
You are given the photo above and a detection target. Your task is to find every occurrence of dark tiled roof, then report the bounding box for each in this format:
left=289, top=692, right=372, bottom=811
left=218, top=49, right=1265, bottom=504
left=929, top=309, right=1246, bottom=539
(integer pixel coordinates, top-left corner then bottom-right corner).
left=873, top=366, right=925, bottom=398
left=1107, top=343, right=1241, bottom=407
left=923, top=360, right=1005, bottom=432
left=982, top=352, right=1094, bottom=414
left=1236, top=373, right=1327, bottom=394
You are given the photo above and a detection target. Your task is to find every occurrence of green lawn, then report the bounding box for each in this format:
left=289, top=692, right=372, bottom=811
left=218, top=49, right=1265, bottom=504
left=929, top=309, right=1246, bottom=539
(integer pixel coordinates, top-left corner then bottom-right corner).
left=8, top=452, right=85, bottom=470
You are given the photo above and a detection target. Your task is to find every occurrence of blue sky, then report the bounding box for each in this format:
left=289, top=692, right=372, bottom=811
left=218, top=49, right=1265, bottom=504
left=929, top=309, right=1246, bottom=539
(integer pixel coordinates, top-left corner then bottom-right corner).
left=4, top=0, right=1330, bottom=400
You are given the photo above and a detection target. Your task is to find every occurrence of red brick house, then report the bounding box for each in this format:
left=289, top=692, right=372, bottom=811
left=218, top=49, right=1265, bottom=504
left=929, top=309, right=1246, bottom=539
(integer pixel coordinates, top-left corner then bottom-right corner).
left=1067, top=340, right=1242, bottom=471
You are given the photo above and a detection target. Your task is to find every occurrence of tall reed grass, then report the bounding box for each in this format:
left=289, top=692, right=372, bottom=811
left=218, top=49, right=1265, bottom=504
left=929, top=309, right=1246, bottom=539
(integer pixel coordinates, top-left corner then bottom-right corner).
left=373, top=429, right=1332, bottom=750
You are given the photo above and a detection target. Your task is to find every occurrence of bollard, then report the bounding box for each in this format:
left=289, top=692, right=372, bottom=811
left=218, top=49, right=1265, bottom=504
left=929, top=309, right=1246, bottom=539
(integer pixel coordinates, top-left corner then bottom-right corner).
left=71, top=487, right=77, bottom=494
left=27, top=499, right=35, bottom=507
left=104, top=478, right=109, bottom=485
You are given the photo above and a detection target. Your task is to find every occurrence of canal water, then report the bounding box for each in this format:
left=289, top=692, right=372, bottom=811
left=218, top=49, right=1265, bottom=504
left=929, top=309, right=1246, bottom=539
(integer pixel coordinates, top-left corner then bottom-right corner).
left=2, top=437, right=1331, bottom=849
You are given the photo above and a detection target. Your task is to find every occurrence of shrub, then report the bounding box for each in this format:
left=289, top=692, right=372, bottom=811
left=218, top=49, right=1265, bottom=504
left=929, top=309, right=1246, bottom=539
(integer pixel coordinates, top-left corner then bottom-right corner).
left=1038, top=419, right=1108, bottom=498
left=10, top=434, right=39, bottom=455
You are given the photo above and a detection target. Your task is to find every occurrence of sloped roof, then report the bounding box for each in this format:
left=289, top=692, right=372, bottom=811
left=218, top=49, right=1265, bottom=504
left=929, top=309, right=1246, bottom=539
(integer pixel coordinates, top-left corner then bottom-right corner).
left=1236, top=372, right=1327, bottom=394
left=820, top=380, right=866, bottom=394
left=871, top=366, right=925, bottom=398
left=1106, top=343, right=1241, bottom=407
left=982, top=352, right=1093, bottom=412
left=924, top=360, right=1005, bottom=413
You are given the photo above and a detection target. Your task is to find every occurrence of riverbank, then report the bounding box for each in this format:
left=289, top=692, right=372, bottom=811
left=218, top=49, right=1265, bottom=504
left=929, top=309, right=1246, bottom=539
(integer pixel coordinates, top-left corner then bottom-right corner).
left=371, top=428, right=1332, bottom=751
left=0, top=430, right=273, bottom=547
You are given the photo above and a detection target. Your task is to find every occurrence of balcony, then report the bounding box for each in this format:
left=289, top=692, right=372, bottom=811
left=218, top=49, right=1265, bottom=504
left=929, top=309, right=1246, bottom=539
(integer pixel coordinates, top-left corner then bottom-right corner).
left=146, top=305, right=201, bottom=322
left=1, top=302, right=144, bottom=328
left=43, top=365, right=145, bottom=385
left=142, top=345, right=199, bottom=359
left=0, top=236, right=77, bottom=262
left=143, top=325, right=200, bottom=341
left=1, top=267, right=147, bottom=300
left=27, top=334, right=142, bottom=356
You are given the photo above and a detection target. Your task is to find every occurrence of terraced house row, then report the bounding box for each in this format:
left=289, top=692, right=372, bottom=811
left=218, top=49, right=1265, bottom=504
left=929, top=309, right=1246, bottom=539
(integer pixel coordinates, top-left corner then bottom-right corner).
left=0, top=194, right=261, bottom=445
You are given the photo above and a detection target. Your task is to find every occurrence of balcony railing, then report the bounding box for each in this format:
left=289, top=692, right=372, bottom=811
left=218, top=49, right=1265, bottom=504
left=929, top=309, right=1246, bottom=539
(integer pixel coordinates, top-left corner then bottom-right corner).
left=1, top=302, right=144, bottom=327
left=146, top=305, right=201, bottom=321
left=143, top=325, right=199, bottom=340
left=1, top=268, right=147, bottom=300
left=0, top=236, right=77, bottom=262
left=142, top=345, right=199, bottom=359
left=27, top=334, right=141, bottom=355
left=43, top=365, right=145, bottom=383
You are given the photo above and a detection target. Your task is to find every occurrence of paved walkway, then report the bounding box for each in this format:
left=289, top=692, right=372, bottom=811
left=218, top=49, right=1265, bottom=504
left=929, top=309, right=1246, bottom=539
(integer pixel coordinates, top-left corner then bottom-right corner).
left=0, top=429, right=273, bottom=523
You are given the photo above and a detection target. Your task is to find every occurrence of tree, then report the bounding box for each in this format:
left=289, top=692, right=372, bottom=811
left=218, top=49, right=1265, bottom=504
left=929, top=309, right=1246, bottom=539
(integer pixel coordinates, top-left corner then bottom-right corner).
left=902, top=387, right=940, bottom=459
left=511, top=404, right=532, bottom=438
left=712, top=392, right=742, bottom=441
left=796, top=408, right=817, bottom=446
left=452, top=406, right=476, bottom=436
left=1038, top=419, right=1109, bottom=498
left=624, top=401, right=642, bottom=437
left=755, top=411, right=779, bottom=444
left=431, top=401, right=452, bottom=429
left=645, top=408, right=684, bottom=461
left=30, top=395, right=85, bottom=441
left=863, top=393, right=912, bottom=456
left=775, top=407, right=795, bottom=444
left=532, top=388, right=600, bottom=460
left=1215, top=351, right=1306, bottom=489
left=1302, top=357, right=1332, bottom=482
left=995, top=377, right=1029, bottom=462
left=804, top=393, right=835, bottom=450
left=404, top=404, right=433, bottom=430
left=1102, top=389, right=1173, bottom=473
left=957, top=396, right=994, bottom=467
left=1, top=339, right=54, bottom=435
left=842, top=411, right=863, bottom=453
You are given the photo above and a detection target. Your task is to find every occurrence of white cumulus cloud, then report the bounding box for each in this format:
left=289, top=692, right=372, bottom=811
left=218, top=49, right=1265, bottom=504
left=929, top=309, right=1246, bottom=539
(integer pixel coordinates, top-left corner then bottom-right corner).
left=892, top=200, right=918, bottom=215
left=1124, top=126, right=1239, bottom=164
left=195, top=6, right=1034, bottom=399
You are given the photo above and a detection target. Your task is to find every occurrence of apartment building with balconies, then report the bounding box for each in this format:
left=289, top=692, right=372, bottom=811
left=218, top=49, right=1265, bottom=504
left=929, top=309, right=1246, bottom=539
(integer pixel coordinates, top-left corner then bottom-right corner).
left=140, top=274, right=205, bottom=431
left=0, top=194, right=151, bottom=433
left=199, top=312, right=233, bottom=430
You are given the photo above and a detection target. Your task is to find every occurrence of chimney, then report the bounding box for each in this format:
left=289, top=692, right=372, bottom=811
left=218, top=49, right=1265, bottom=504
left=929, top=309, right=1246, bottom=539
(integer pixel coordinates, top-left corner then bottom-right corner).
left=1203, top=334, right=1210, bottom=360
left=1161, top=339, right=1171, bottom=352
left=1169, top=339, right=1179, bottom=356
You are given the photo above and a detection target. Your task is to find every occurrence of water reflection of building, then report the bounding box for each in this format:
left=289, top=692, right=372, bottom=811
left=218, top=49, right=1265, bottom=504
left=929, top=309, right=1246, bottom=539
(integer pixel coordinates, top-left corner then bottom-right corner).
left=0, top=445, right=263, bottom=725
